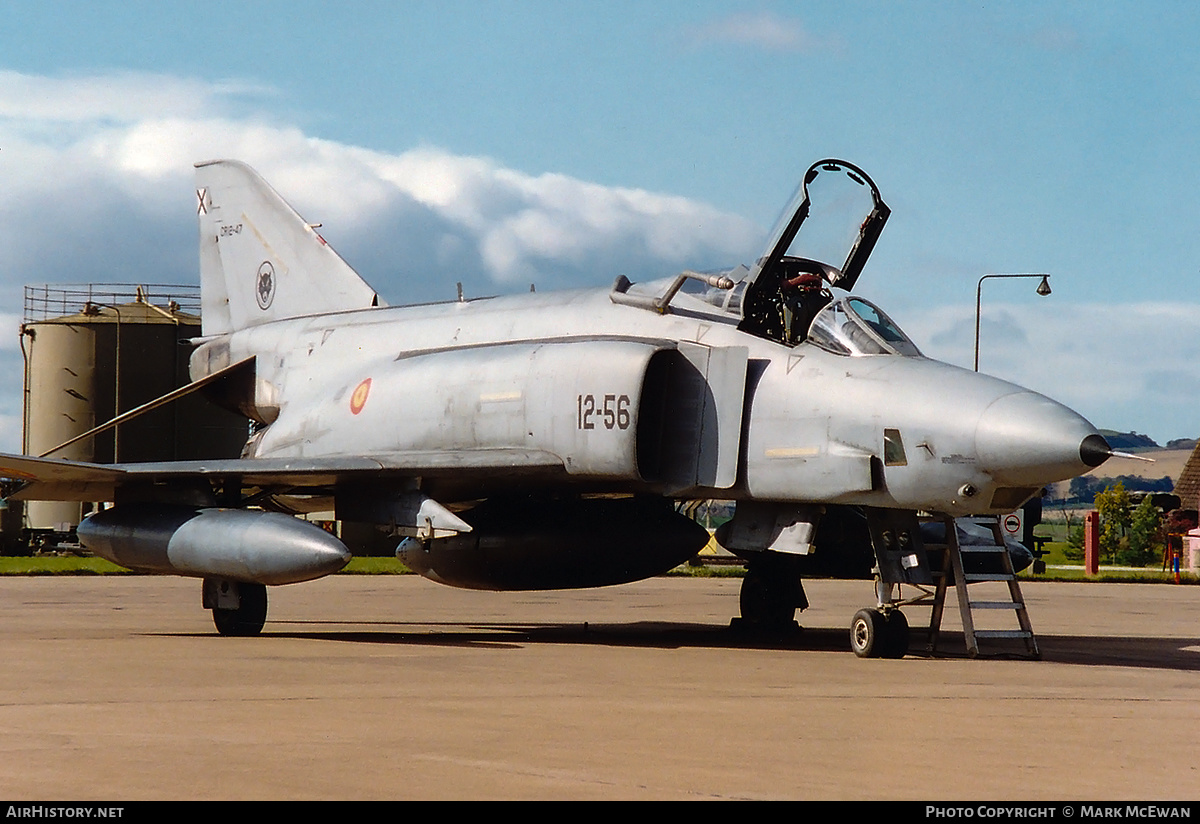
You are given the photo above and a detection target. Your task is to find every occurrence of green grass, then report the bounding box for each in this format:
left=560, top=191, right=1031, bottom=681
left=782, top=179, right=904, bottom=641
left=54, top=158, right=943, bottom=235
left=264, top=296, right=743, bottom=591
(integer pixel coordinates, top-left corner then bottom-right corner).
left=340, top=557, right=413, bottom=574
left=0, top=555, right=415, bottom=575
left=0, top=555, right=131, bottom=575
left=667, top=562, right=747, bottom=578
left=1020, top=567, right=1199, bottom=583
left=1, top=553, right=1195, bottom=584
left=1020, top=539, right=1198, bottom=583
left=1034, top=540, right=1091, bottom=567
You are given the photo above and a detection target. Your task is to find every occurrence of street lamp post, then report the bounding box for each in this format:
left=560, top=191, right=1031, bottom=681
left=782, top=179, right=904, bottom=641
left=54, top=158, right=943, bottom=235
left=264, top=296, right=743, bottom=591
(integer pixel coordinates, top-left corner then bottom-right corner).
left=973, top=273, right=1052, bottom=372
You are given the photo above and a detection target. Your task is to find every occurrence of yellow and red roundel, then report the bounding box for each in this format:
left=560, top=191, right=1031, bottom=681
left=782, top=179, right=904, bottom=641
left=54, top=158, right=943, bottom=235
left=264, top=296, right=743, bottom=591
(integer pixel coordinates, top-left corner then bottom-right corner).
left=349, top=378, right=372, bottom=415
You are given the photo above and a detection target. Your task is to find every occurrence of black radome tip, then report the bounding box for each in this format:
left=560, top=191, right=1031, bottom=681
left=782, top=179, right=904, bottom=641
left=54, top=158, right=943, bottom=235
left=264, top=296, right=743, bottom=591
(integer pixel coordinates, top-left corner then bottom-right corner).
left=1079, top=434, right=1112, bottom=468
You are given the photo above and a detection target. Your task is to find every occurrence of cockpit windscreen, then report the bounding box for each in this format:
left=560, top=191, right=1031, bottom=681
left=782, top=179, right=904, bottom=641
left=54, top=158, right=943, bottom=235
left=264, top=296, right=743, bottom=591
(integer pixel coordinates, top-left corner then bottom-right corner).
left=807, top=297, right=922, bottom=357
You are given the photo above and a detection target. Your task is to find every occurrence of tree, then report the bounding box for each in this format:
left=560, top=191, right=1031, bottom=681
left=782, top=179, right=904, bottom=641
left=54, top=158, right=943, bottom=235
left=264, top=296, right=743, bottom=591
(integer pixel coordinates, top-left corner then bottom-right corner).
left=1060, top=506, right=1085, bottom=561
left=1068, top=476, right=1095, bottom=504
left=1065, top=522, right=1085, bottom=561
left=1093, top=482, right=1165, bottom=567
left=1094, top=482, right=1132, bottom=565
left=1122, top=495, right=1163, bottom=567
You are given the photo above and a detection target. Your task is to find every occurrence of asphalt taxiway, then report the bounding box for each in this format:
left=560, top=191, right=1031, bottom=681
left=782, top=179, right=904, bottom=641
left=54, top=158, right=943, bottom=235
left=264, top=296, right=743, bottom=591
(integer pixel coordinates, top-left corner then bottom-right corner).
left=1, top=575, right=1197, bottom=800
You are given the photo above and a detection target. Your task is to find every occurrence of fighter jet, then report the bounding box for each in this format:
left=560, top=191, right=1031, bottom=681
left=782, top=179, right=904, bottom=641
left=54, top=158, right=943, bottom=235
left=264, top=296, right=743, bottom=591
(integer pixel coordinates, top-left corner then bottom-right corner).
left=0, top=158, right=1113, bottom=655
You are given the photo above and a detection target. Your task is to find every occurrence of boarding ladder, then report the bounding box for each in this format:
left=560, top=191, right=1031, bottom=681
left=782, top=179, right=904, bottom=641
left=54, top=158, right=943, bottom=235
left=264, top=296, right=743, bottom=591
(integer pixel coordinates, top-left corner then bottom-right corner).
left=926, top=516, right=1040, bottom=659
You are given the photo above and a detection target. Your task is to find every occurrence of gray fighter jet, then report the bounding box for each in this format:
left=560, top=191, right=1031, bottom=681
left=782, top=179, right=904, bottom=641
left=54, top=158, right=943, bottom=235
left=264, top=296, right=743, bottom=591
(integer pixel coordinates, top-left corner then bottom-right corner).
left=0, top=159, right=1113, bottom=654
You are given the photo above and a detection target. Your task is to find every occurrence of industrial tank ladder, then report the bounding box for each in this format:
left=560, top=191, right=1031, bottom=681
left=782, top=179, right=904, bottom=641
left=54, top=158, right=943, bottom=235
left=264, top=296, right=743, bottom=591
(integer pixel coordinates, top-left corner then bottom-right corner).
left=926, top=516, right=1040, bottom=659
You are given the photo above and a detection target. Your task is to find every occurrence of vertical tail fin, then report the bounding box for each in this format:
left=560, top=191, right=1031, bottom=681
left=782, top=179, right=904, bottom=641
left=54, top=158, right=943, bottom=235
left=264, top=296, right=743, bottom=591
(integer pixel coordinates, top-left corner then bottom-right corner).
left=195, top=159, right=383, bottom=336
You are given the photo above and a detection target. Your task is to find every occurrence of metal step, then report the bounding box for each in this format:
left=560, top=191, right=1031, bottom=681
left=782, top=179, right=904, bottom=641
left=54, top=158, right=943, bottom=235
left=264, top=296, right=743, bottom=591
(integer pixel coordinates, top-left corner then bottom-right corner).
left=974, top=630, right=1033, bottom=639
left=926, top=515, right=1039, bottom=659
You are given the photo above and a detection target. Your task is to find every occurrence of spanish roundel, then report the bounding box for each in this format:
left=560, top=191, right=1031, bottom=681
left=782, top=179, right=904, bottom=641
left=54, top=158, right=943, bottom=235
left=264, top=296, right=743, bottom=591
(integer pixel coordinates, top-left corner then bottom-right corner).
left=350, top=378, right=371, bottom=415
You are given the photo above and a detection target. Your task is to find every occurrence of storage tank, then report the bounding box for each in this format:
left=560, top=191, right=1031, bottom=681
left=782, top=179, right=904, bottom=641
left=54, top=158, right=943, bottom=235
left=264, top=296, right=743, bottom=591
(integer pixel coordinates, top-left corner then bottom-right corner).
left=20, top=284, right=248, bottom=533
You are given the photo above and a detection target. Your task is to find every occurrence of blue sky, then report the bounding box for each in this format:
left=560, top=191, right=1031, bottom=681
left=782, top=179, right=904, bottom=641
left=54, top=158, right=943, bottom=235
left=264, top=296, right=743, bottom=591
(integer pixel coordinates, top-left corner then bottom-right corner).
left=1, top=1, right=1198, bottom=451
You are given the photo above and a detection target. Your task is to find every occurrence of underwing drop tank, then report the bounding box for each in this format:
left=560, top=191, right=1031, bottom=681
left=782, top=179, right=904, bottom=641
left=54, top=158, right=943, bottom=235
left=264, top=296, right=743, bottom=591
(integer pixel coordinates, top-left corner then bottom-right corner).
left=397, top=497, right=709, bottom=590
left=77, top=505, right=351, bottom=584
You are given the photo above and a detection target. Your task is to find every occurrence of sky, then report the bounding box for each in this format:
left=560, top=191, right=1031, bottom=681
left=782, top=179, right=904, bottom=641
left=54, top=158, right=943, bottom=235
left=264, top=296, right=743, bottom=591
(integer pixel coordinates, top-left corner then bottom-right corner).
left=0, top=1, right=1198, bottom=454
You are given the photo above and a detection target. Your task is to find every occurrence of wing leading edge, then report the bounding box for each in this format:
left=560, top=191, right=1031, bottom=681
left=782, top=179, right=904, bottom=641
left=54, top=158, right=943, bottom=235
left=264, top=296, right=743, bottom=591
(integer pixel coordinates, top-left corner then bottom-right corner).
left=0, top=450, right=565, bottom=502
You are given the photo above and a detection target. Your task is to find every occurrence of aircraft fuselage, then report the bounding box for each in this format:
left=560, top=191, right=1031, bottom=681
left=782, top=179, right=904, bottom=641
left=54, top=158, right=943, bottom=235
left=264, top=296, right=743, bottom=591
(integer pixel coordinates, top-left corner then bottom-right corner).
left=193, top=280, right=1101, bottom=517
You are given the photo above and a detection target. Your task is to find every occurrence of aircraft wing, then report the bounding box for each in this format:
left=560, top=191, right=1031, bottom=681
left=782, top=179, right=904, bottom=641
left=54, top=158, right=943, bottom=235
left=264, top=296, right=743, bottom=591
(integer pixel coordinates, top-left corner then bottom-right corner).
left=0, top=450, right=566, bottom=502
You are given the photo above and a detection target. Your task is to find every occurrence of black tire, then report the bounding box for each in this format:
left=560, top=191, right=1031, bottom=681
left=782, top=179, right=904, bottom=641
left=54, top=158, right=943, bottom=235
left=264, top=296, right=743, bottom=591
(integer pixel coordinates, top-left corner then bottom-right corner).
left=212, top=582, right=267, bottom=637
left=739, top=568, right=796, bottom=626
left=850, top=608, right=885, bottom=658
left=880, top=609, right=909, bottom=659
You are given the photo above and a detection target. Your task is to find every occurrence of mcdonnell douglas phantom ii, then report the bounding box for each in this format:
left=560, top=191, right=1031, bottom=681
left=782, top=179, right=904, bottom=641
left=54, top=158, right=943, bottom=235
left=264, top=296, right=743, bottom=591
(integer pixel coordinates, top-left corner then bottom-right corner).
left=0, top=158, right=1114, bottom=656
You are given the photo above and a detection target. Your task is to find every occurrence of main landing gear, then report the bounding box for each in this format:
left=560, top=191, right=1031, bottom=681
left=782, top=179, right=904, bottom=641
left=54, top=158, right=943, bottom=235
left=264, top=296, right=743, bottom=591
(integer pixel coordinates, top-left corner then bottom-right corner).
left=735, top=554, right=807, bottom=632
left=203, top=579, right=268, bottom=636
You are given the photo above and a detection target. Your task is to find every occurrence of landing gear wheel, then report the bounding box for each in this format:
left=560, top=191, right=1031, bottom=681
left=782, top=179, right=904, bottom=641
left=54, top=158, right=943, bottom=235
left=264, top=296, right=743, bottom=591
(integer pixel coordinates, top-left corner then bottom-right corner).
left=850, top=608, right=885, bottom=657
left=851, top=608, right=909, bottom=658
left=740, top=569, right=795, bottom=625
left=880, top=609, right=909, bottom=659
left=212, top=582, right=267, bottom=637
left=737, top=563, right=802, bottom=631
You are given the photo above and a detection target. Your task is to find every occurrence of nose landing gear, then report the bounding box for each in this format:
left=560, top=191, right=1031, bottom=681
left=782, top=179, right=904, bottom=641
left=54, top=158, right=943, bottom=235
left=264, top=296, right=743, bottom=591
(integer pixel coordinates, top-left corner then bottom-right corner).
left=850, top=607, right=909, bottom=658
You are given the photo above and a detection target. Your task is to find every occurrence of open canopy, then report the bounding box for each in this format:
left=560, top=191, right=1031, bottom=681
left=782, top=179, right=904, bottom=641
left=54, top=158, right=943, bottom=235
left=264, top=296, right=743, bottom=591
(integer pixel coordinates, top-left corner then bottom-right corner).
left=732, top=159, right=891, bottom=346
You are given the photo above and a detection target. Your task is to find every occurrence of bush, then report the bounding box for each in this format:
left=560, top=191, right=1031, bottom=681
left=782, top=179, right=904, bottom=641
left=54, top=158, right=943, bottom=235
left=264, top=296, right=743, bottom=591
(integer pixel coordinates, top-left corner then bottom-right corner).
left=1120, top=495, right=1163, bottom=567
left=1064, top=524, right=1085, bottom=561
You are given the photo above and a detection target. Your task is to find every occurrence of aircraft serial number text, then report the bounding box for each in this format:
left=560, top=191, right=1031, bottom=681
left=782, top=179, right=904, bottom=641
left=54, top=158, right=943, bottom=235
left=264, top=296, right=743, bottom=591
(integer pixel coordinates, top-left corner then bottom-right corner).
left=576, top=394, right=631, bottom=431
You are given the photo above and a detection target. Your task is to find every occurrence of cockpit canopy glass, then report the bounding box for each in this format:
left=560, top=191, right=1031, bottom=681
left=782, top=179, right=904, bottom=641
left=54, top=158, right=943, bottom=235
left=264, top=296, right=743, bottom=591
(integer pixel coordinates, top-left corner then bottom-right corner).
left=732, top=160, right=891, bottom=348
left=807, top=297, right=922, bottom=357
left=750, top=160, right=890, bottom=296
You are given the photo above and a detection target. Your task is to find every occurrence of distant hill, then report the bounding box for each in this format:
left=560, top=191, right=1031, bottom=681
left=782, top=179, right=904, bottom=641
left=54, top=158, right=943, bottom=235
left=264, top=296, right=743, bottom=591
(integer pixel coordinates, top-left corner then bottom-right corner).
left=1099, top=430, right=1160, bottom=451
left=1047, top=445, right=1194, bottom=505
left=1167, top=438, right=1198, bottom=450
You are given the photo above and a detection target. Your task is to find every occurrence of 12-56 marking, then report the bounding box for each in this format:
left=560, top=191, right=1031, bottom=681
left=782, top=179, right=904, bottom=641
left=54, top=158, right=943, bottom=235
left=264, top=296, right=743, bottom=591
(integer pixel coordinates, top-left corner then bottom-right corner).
left=577, top=394, right=631, bottom=430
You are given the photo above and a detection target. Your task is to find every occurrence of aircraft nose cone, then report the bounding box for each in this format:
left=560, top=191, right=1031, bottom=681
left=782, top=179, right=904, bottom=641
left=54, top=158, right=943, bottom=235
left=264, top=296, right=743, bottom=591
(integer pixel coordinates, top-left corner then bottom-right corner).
left=1079, top=433, right=1113, bottom=468
left=975, top=391, right=1107, bottom=485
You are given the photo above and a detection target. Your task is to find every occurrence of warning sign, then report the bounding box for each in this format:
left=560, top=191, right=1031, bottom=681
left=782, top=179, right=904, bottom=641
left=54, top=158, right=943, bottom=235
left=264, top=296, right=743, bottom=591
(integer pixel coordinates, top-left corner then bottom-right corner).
left=1002, top=511, right=1023, bottom=536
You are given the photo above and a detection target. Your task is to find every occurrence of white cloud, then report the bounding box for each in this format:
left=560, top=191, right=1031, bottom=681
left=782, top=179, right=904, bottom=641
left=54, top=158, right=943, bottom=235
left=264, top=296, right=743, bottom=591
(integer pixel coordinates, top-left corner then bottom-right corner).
left=0, top=314, right=21, bottom=351
left=682, top=12, right=839, bottom=53
left=0, top=70, right=270, bottom=123
left=0, top=70, right=762, bottom=290
left=0, top=69, right=765, bottom=451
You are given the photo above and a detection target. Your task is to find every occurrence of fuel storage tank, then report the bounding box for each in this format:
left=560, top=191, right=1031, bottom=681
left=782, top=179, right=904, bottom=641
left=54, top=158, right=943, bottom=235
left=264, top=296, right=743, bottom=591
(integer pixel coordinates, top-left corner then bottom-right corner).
left=20, top=284, right=249, bottom=532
